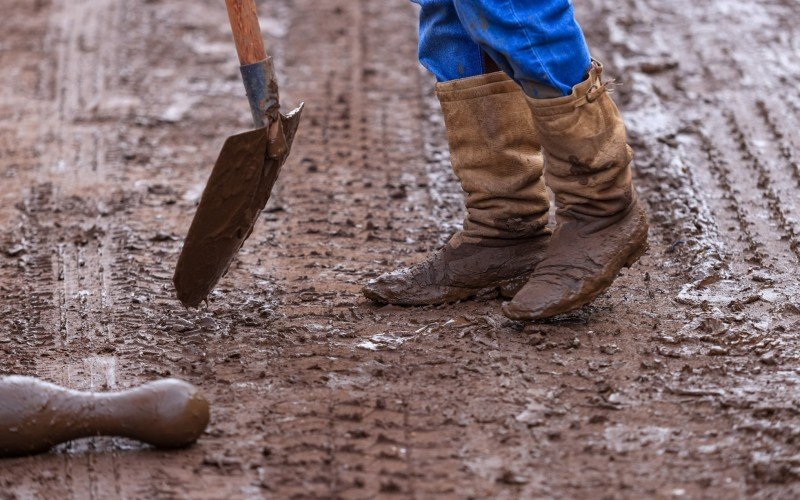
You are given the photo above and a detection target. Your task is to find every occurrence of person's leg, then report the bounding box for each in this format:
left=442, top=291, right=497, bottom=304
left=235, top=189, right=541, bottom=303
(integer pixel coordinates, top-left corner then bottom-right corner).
left=412, top=0, right=487, bottom=82
left=362, top=2, right=551, bottom=306
left=450, top=1, right=649, bottom=319
left=452, top=0, right=591, bottom=97
left=505, top=60, right=649, bottom=320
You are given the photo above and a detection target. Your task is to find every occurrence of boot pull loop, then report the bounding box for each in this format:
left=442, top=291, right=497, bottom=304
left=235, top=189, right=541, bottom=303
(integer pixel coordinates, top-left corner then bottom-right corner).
left=575, top=61, right=614, bottom=108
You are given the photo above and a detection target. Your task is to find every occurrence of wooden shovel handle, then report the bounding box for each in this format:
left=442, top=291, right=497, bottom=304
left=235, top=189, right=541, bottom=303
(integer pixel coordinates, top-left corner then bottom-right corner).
left=224, top=0, right=268, bottom=65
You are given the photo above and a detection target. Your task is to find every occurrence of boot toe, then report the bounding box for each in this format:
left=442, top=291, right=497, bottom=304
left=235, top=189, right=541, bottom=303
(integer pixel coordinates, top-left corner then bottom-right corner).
left=502, top=280, right=571, bottom=321
left=362, top=274, right=401, bottom=304
left=502, top=294, right=552, bottom=321
left=501, top=300, right=538, bottom=321
left=361, top=283, right=386, bottom=304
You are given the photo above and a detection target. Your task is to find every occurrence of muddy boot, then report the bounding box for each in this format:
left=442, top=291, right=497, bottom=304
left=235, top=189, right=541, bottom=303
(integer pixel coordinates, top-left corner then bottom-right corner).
left=503, top=61, right=649, bottom=320
left=363, top=72, right=551, bottom=305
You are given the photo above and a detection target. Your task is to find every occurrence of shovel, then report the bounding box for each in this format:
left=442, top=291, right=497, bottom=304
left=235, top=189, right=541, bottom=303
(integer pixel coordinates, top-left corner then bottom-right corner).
left=173, top=0, right=303, bottom=308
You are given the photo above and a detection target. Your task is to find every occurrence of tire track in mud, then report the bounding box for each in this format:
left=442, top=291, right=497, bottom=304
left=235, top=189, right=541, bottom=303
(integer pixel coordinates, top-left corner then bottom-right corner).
left=723, top=107, right=800, bottom=261
left=6, top=0, right=131, bottom=496
left=257, top=0, right=363, bottom=493
left=241, top=0, right=490, bottom=494
left=253, top=0, right=428, bottom=495
left=0, top=6, right=63, bottom=370
left=29, top=0, right=126, bottom=361
left=605, top=0, right=800, bottom=283
left=595, top=0, right=800, bottom=493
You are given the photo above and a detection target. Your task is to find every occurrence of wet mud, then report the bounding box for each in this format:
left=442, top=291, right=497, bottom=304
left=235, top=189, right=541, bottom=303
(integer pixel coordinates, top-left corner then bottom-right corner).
left=1, top=0, right=800, bottom=497
left=0, top=377, right=209, bottom=457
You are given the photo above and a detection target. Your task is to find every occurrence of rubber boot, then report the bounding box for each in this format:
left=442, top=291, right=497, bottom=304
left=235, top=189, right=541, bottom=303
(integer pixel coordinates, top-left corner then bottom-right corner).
left=503, top=61, right=649, bottom=320
left=363, top=72, right=551, bottom=305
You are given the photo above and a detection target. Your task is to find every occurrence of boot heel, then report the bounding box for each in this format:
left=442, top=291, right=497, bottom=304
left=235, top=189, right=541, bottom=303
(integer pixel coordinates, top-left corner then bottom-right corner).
left=624, top=243, right=649, bottom=268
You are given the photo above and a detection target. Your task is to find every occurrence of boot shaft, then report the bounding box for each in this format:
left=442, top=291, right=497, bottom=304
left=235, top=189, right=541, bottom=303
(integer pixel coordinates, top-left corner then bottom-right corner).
left=436, top=72, right=550, bottom=242
left=526, top=61, right=635, bottom=220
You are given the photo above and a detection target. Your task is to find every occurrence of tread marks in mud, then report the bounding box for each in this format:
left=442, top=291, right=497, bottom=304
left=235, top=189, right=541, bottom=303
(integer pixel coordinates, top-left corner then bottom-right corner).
left=696, top=128, right=767, bottom=266
left=21, top=1, right=131, bottom=495
left=5, top=184, right=59, bottom=372
left=690, top=103, right=800, bottom=271
left=755, top=100, right=800, bottom=189
left=254, top=0, right=425, bottom=495
left=723, top=108, right=800, bottom=262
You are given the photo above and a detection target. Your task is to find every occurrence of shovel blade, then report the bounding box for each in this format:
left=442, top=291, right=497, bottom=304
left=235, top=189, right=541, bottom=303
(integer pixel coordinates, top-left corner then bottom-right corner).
left=173, top=105, right=303, bottom=307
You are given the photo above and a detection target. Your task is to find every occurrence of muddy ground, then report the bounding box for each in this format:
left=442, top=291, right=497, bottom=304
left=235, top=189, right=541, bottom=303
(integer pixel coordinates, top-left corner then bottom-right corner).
left=1, top=0, right=799, bottom=498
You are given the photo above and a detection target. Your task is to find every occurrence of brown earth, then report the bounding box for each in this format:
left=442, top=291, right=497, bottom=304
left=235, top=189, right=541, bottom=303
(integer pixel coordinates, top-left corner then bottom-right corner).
left=1, top=0, right=799, bottom=498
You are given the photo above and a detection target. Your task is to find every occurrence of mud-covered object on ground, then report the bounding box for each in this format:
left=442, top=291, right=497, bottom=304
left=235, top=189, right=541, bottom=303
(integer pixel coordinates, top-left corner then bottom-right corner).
left=0, top=377, right=209, bottom=457
left=1, top=0, right=800, bottom=497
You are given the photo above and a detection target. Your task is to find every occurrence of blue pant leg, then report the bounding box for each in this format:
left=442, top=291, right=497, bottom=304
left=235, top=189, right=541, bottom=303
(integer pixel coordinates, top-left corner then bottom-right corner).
left=452, top=0, right=592, bottom=97
left=412, top=0, right=487, bottom=82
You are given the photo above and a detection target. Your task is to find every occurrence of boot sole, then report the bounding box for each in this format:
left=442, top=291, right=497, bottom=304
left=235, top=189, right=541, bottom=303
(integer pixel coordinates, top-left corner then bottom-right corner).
left=363, top=273, right=539, bottom=306
left=363, top=284, right=481, bottom=306
left=365, top=281, right=520, bottom=306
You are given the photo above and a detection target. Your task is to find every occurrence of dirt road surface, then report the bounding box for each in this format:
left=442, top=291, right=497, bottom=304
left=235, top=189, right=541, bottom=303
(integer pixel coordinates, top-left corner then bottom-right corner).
left=1, top=0, right=799, bottom=498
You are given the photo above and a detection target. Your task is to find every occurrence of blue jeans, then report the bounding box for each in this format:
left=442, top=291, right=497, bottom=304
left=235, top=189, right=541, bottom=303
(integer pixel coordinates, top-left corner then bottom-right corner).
left=412, top=0, right=592, bottom=97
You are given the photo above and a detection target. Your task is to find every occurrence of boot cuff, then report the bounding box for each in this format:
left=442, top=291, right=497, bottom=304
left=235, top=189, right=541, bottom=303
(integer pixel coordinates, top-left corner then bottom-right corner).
left=526, top=60, right=610, bottom=117
left=436, top=71, right=522, bottom=103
